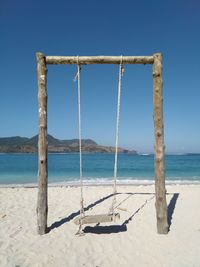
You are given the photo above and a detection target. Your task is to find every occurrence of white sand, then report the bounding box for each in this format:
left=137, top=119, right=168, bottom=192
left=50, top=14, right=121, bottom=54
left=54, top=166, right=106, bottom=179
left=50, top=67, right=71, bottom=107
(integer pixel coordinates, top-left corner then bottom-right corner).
left=0, top=184, right=200, bottom=267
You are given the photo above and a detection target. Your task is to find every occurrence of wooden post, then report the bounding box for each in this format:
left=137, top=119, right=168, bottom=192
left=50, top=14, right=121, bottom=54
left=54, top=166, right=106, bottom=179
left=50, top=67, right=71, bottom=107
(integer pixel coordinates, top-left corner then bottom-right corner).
left=36, top=52, right=48, bottom=235
left=153, top=53, right=169, bottom=234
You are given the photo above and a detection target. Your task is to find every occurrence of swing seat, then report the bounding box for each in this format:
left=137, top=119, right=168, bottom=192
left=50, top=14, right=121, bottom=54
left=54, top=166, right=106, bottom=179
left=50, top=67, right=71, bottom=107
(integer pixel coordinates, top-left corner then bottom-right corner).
left=74, top=213, right=120, bottom=225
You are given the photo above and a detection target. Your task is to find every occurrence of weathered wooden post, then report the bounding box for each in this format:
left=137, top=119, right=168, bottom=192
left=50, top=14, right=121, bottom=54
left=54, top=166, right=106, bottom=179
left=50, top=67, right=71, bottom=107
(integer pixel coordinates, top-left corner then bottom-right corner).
left=153, top=53, right=169, bottom=234
left=36, top=52, right=48, bottom=235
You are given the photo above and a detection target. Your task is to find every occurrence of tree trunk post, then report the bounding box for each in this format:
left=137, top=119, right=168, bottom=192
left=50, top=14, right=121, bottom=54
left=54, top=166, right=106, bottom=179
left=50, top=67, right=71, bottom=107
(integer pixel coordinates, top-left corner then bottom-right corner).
left=36, top=52, right=48, bottom=235
left=153, top=53, right=169, bottom=234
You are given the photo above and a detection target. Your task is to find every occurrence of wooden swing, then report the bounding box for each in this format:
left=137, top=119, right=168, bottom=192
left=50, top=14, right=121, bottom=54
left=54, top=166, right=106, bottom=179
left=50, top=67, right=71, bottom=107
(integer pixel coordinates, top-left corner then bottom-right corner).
left=37, top=53, right=169, bottom=235
left=73, top=56, right=124, bottom=233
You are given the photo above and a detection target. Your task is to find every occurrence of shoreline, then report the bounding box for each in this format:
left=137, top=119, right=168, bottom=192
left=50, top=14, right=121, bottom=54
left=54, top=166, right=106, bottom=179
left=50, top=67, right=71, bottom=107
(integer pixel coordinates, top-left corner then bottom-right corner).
left=1, top=179, right=200, bottom=188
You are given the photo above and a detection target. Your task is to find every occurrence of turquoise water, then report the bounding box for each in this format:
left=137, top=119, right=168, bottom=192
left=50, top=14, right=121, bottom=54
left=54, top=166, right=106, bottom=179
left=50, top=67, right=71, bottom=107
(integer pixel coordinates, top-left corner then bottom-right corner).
left=0, top=153, right=200, bottom=184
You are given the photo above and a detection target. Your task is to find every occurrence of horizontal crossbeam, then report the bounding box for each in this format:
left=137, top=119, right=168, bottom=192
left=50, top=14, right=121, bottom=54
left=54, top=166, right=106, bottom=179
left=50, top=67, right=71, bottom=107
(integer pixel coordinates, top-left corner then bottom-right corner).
left=45, top=55, right=154, bottom=65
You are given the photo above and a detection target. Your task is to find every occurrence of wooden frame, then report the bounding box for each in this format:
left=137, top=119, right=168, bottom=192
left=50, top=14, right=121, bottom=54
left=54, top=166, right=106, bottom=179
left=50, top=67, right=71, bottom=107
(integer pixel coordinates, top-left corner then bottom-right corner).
left=36, top=52, right=169, bottom=235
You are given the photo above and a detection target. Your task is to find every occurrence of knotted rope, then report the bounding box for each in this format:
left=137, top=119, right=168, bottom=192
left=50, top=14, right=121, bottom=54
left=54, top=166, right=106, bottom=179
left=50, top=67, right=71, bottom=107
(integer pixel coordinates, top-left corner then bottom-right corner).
left=110, top=55, right=124, bottom=216
left=75, top=56, right=85, bottom=234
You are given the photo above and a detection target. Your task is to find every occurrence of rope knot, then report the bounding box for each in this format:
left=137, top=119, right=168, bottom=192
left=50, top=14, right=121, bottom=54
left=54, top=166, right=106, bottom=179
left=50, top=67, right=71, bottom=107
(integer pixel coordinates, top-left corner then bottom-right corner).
left=120, top=55, right=124, bottom=76
left=74, top=56, right=81, bottom=81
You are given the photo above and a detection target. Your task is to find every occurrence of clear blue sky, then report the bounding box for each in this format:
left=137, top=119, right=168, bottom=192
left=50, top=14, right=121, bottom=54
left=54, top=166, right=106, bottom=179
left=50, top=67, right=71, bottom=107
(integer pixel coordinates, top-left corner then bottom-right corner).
left=1, top=0, right=200, bottom=153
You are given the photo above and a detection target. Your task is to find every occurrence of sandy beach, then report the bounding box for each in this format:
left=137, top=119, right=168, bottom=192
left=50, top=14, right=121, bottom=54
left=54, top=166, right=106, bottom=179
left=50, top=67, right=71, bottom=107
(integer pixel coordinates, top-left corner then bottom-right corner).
left=0, top=184, right=200, bottom=267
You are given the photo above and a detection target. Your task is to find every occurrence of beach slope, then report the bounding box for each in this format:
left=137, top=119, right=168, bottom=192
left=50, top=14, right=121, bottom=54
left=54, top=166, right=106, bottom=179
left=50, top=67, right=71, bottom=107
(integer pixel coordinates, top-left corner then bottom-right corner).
left=0, top=184, right=200, bottom=267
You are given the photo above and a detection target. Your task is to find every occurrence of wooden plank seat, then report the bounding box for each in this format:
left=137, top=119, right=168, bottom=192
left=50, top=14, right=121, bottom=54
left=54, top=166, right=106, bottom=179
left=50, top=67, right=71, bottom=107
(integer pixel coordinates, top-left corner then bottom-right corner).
left=74, top=213, right=120, bottom=225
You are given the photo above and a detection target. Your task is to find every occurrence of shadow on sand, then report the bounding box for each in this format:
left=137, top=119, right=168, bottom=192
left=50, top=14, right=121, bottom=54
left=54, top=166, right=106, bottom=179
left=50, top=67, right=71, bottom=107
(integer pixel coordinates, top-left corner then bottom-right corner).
left=167, top=193, right=179, bottom=231
left=48, top=192, right=179, bottom=234
left=48, top=193, right=114, bottom=232
left=83, top=194, right=155, bottom=234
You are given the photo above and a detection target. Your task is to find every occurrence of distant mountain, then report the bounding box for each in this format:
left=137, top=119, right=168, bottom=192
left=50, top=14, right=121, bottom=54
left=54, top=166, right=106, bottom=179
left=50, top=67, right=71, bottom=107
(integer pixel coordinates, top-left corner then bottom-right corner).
left=0, top=136, right=29, bottom=146
left=0, top=134, right=137, bottom=154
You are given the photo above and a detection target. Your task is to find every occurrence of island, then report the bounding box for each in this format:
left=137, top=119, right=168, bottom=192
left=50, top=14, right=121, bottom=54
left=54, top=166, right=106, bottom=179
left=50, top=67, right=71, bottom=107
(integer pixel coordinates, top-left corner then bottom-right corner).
left=0, top=134, right=137, bottom=154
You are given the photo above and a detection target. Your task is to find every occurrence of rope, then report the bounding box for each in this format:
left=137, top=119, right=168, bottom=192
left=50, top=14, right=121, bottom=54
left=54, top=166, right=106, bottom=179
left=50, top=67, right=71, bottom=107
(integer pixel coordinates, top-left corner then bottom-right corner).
left=75, top=56, right=85, bottom=222
left=74, top=55, right=124, bottom=230
left=110, top=56, right=124, bottom=215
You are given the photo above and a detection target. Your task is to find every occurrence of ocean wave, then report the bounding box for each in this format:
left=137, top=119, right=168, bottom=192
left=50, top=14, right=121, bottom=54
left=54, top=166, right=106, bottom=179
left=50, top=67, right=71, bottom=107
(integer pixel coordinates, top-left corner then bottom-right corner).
left=1, top=175, right=200, bottom=187
left=1, top=178, right=200, bottom=188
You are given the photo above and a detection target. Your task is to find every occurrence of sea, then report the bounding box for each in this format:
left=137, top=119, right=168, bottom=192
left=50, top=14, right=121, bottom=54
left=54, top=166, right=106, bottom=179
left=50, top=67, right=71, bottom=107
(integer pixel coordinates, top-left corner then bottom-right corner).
left=0, top=153, right=199, bottom=186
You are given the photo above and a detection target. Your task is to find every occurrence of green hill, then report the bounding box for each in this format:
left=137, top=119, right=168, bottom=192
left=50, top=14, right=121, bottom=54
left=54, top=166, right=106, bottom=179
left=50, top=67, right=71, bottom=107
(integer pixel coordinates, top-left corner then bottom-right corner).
left=0, top=134, right=137, bottom=154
